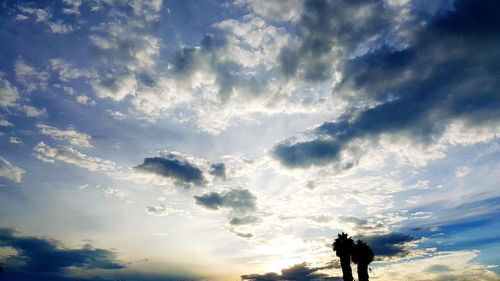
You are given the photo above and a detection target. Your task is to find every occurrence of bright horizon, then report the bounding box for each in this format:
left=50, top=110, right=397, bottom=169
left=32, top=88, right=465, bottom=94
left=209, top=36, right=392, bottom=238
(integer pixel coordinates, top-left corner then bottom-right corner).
left=1, top=0, right=500, bottom=280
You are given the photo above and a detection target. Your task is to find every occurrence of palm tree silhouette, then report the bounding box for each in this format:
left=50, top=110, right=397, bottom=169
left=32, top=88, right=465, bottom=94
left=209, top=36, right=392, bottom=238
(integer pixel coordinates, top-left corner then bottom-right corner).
left=351, top=239, right=374, bottom=281
left=333, top=232, right=354, bottom=281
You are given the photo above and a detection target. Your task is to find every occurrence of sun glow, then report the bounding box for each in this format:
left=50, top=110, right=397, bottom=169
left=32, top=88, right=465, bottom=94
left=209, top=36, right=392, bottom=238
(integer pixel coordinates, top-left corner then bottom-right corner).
left=259, top=235, right=322, bottom=273
left=268, top=256, right=305, bottom=273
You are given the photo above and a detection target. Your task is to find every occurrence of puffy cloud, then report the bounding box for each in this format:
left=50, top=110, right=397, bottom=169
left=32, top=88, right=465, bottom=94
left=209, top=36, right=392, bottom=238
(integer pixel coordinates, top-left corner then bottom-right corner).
left=273, top=1, right=500, bottom=169
left=47, top=21, right=74, bottom=33
left=9, top=137, right=22, bottom=145
left=0, top=119, right=13, bottom=127
left=194, top=188, right=257, bottom=214
left=0, top=76, right=20, bottom=108
left=37, top=124, right=93, bottom=148
left=209, top=163, right=226, bottom=179
left=135, top=155, right=205, bottom=187
left=358, top=232, right=420, bottom=259
left=0, top=156, right=24, bottom=183
left=16, top=5, right=77, bottom=34
left=0, top=227, right=123, bottom=273
left=276, top=0, right=395, bottom=82
left=75, top=95, right=96, bottom=106
left=235, top=0, right=304, bottom=22
left=242, top=262, right=341, bottom=281
left=124, top=17, right=337, bottom=133
left=49, top=59, right=95, bottom=82
left=87, top=2, right=162, bottom=102
left=106, top=110, right=126, bottom=120
left=272, top=139, right=342, bottom=168
left=21, top=105, right=47, bottom=118
left=61, top=0, right=83, bottom=15
left=91, top=72, right=138, bottom=101
left=14, top=58, right=48, bottom=92
left=17, top=6, right=52, bottom=23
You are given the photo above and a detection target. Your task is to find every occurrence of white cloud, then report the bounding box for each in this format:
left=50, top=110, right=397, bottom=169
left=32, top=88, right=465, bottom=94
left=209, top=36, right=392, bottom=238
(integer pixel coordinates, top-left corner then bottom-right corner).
left=17, top=6, right=52, bottom=23
left=47, top=21, right=74, bottom=33
left=62, top=0, right=83, bottom=15
left=14, top=59, right=48, bottom=92
left=37, top=124, right=93, bottom=148
left=106, top=110, right=126, bottom=120
left=49, top=59, right=95, bottom=82
left=22, top=105, right=47, bottom=118
left=0, top=76, right=20, bottom=108
left=75, top=95, right=96, bottom=106
left=374, top=250, right=500, bottom=281
left=15, top=14, right=29, bottom=21
left=0, top=119, right=13, bottom=127
left=234, top=0, right=304, bottom=22
left=16, top=5, right=76, bottom=34
left=9, top=137, right=22, bottom=145
left=214, top=15, right=292, bottom=68
left=34, top=142, right=116, bottom=173
left=0, top=156, right=24, bottom=183
left=91, top=72, right=138, bottom=101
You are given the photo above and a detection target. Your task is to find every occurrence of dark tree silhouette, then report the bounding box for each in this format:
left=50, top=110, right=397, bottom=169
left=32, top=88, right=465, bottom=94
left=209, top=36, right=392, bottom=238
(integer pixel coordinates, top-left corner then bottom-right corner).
left=333, top=232, right=354, bottom=281
left=351, top=240, right=374, bottom=281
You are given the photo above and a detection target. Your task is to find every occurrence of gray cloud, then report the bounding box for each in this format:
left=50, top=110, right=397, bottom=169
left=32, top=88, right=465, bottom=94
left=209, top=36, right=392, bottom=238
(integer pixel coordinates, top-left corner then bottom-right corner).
left=229, top=215, right=262, bottom=226
left=194, top=188, right=257, bottom=214
left=338, top=216, right=385, bottom=233
left=273, top=139, right=342, bottom=168
left=0, top=227, right=123, bottom=273
left=242, top=263, right=341, bottom=281
left=229, top=229, right=254, bottom=239
left=278, top=0, right=393, bottom=81
left=135, top=156, right=204, bottom=186
left=273, top=0, right=500, bottom=169
left=209, top=163, right=226, bottom=179
left=358, top=232, right=419, bottom=258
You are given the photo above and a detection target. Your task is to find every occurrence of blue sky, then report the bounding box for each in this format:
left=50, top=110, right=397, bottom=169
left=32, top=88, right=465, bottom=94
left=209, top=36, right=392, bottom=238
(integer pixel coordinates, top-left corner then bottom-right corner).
left=0, top=0, right=499, bottom=280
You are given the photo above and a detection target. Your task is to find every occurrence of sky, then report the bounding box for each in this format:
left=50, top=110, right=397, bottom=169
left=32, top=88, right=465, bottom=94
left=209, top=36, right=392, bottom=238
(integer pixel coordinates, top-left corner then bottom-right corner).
left=0, top=0, right=499, bottom=280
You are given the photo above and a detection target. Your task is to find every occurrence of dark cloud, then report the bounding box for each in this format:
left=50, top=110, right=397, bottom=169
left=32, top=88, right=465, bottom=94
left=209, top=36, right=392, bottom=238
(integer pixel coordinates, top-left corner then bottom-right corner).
left=0, top=227, right=123, bottom=274
left=0, top=228, right=205, bottom=281
left=242, top=263, right=342, bottom=281
left=358, top=232, right=419, bottom=258
left=229, top=229, right=254, bottom=239
left=279, top=0, right=393, bottom=81
left=209, top=163, right=226, bottom=179
left=273, top=0, right=500, bottom=168
left=194, top=188, right=256, bottom=214
left=229, top=216, right=261, bottom=226
left=135, top=156, right=204, bottom=186
left=272, top=139, right=342, bottom=168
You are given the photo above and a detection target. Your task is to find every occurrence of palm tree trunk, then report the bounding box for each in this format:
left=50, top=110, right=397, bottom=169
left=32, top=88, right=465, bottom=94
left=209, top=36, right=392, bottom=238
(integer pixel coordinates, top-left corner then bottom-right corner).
left=357, top=263, right=369, bottom=281
left=339, top=255, right=353, bottom=281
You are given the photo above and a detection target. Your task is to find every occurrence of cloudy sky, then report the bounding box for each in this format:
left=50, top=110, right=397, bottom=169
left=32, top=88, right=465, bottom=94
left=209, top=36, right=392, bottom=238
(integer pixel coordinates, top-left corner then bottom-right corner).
left=0, top=0, right=499, bottom=280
